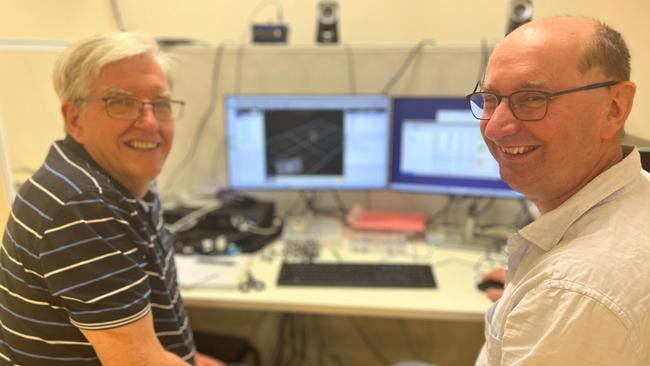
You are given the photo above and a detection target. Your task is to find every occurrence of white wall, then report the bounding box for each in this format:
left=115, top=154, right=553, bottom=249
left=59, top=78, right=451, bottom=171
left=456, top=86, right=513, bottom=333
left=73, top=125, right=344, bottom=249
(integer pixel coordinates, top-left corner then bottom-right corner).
left=0, top=116, right=13, bottom=228
left=0, top=0, right=648, bottom=217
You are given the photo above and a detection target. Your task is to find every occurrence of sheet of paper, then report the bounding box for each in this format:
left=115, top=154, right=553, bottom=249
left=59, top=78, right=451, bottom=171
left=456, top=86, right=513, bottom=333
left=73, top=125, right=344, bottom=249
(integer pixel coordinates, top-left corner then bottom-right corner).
left=174, top=254, right=251, bottom=289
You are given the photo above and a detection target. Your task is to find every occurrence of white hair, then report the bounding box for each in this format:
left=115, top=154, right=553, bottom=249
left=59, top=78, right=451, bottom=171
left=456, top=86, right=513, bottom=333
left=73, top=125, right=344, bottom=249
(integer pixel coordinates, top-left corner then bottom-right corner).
left=52, top=32, right=169, bottom=103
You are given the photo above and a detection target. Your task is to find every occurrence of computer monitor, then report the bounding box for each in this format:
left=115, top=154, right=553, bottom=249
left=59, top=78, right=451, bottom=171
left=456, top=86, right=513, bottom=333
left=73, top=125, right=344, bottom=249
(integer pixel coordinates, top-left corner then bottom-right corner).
left=225, top=95, right=391, bottom=190
left=389, top=97, right=522, bottom=199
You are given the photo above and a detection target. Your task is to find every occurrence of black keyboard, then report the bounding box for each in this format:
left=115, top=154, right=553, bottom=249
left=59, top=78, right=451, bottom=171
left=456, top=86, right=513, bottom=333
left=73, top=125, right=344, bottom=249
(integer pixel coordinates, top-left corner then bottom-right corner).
left=277, top=262, right=436, bottom=288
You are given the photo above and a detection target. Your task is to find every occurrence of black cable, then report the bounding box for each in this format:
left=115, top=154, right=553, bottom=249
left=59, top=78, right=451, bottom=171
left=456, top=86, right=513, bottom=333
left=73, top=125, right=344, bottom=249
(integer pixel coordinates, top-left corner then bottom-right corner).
left=475, top=197, right=496, bottom=216
left=234, top=1, right=284, bottom=94
left=109, top=0, right=127, bottom=31
left=332, top=191, right=347, bottom=216
left=294, top=191, right=348, bottom=218
left=348, top=317, right=390, bottom=365
left=271, top=314, right=288, bottom=366
left=343, top=43, right=357, bottom=94
left=515, top=198, right=535, bottom=227
left=160, top=42, right=228, bottom=194
left=381, top=38, right=436, bottom=95
left=475, top=38, right=491, bottom=87
left=286, top=194, right=305, bottom=216
left=298, top=315, right=308, bottom=366
left=299, top=191, right=316, bottom=214
left=301, top=191, right=345, bottom=217
left=289, top=314, right=306, bottom=366
left=270, top=314, right=282, bottom=366
left=234, top=43, right=246, bottom=94
left=313, top=316, right=325, bottom=366
left=286, top=314, right=298, bottom=366
left=429, top=196, right=455, bottom=225
left=466, top=197, right=480, bottom=229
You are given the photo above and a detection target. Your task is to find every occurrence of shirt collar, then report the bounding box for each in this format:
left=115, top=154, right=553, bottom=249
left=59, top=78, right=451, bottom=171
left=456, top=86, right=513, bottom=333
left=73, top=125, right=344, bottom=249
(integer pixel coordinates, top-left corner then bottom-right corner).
left=517, top=145, right=641, bottom=251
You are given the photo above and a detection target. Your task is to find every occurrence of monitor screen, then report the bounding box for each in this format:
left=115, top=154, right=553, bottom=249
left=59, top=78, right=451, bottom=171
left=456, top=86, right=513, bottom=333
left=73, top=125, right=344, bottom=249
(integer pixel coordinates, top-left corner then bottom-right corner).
left=389, top=97, right=522, bottom=199
left=225, top=95, right=391, bottom=190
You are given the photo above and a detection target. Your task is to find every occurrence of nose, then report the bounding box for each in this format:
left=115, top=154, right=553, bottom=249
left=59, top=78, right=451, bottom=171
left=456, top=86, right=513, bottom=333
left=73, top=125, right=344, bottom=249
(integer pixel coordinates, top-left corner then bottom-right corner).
left=134, top=103, right=159, bottom=131
left=482, top=98, right=520, bottom=140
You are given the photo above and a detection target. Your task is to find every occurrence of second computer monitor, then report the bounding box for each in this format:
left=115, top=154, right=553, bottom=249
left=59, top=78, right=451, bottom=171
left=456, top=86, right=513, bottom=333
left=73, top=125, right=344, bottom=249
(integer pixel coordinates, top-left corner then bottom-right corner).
left=225, top=95, right=391, bottom=190
left=390, top=97, right=521, bottom=199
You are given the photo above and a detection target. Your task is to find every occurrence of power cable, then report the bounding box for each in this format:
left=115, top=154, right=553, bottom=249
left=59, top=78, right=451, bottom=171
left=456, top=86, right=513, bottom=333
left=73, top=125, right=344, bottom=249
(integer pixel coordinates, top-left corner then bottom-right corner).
left=343, top=43, right=357, bottom=94
left=109, top=0, right=127, bottom=31
left=234, top=0, right=284, bottom=94
left=271, top=314, right=289, bottom=366
left=381, top=38, right=437, bottom=95
left=161, top=42, right=231, bottom=195
left=332, top=191, right=347, bottom=216
left=475, top=38, right=491, bottom=87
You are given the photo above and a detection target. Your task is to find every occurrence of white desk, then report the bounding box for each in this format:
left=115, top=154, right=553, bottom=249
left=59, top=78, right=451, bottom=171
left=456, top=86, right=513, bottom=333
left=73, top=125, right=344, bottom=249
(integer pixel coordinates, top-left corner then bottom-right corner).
left=179, top=238, right=500, bottom=322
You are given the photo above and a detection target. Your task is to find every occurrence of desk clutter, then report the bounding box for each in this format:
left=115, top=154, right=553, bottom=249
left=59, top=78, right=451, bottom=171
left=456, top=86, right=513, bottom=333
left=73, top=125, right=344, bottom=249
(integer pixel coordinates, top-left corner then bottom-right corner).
left=168, top=192, right=512, bottom=293
left=281, top=216, right=343, bottom=247
left=174, top=254, right=251, bottom=289
left=165, top=196, right=281, bottom=255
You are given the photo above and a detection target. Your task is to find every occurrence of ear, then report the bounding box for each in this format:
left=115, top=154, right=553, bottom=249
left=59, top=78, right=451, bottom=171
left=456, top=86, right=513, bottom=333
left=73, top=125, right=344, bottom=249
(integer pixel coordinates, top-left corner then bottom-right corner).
left=61, top=101, right=85, bottom=143
left=600, top=81, right=636, bottom=139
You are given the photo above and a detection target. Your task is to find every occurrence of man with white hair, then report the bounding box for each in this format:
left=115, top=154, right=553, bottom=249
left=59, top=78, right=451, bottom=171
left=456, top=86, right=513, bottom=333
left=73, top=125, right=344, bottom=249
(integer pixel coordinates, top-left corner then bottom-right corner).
left=0, top=32, right=222, bottom=366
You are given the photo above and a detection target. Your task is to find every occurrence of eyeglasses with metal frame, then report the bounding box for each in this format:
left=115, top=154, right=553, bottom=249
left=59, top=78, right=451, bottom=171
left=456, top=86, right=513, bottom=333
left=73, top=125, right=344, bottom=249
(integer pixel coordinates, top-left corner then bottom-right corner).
left=465, top=80, right=621, bottom=122
left=81, top=96, right=185, bottom=121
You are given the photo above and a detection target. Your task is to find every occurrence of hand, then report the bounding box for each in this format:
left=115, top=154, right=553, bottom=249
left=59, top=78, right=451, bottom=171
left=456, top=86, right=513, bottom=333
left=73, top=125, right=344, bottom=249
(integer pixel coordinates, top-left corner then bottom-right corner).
left=481, top=267, right=506, bottom=302
left=195, top=352, right=225, bottom=366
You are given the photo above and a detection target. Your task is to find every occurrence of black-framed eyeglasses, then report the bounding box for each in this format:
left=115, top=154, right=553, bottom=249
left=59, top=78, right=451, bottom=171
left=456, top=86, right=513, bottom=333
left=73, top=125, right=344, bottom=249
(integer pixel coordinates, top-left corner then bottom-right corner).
left=465, top=80, right=620, bottom=122
left=81, top=96, right=185, bottom=121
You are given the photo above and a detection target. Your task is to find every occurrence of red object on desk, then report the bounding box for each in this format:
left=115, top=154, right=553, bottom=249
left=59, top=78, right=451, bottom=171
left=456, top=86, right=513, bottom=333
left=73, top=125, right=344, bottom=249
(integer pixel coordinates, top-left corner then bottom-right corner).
left=351, top=210, right=427, bottom=233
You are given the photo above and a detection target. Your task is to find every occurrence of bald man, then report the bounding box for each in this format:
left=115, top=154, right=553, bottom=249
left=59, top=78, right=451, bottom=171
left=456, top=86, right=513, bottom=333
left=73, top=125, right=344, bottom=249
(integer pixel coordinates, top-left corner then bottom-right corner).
left=466, top=17, right=650, bottom=365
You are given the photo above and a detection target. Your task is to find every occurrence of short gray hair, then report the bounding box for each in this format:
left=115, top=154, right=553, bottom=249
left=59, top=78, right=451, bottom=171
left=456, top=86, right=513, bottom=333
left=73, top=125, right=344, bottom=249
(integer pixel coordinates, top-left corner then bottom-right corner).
left=52, top=32, right=169, bottom=103
left=578, top=20, right=631, bottom=81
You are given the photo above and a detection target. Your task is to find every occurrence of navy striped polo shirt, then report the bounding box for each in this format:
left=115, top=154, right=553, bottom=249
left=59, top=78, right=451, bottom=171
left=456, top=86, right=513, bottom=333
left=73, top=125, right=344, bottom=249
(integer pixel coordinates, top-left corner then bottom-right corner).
left=0, top=136, right=195, bottom=365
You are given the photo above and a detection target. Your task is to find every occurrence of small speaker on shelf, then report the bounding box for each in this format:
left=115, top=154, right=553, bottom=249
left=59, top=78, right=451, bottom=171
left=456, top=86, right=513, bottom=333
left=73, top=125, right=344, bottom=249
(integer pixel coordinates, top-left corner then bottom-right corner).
left=506, top=0, right=533, bottom=35
left=316, top=1, right=339, bottom=44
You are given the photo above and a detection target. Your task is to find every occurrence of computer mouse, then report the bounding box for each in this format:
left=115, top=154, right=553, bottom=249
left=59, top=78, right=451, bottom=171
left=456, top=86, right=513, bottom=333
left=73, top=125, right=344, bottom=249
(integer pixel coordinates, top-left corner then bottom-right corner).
left=477, top=280, right=505, bottom=292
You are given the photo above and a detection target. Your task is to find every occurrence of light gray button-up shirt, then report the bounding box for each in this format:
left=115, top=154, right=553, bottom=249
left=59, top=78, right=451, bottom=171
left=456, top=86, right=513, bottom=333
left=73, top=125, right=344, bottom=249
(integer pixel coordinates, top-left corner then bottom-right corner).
left=476, top=146, right=650, bottom=366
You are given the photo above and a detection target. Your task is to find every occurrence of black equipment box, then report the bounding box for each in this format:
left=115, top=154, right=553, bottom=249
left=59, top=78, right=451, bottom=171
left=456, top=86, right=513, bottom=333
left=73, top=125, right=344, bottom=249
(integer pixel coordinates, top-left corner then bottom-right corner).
left=164, top=200, right=279, bottom=254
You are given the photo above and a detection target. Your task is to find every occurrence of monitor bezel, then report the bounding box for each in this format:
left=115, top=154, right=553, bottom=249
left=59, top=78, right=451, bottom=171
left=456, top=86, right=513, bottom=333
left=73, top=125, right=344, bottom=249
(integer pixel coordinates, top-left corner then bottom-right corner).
left=388, top=96, right=522, bottom=199
left=224, top=93, right=392, bottom=191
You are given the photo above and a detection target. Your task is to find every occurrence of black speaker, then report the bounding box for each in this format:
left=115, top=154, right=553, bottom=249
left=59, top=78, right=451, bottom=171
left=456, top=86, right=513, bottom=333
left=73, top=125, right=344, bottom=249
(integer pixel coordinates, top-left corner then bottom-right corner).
left=316, top=1, right=339, bottom=44
left=506, top=0, right=533, bottom=35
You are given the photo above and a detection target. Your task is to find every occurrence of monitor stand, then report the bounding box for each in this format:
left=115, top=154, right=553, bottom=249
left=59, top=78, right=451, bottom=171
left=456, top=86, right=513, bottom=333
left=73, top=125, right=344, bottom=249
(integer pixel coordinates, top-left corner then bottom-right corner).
left=282, top=215, right=343, bottom=247
left=426, top=223, right=502, bottom=251
left=426, top=196, right=512, bottom=251
left=282, top=191, right=345, bottom=246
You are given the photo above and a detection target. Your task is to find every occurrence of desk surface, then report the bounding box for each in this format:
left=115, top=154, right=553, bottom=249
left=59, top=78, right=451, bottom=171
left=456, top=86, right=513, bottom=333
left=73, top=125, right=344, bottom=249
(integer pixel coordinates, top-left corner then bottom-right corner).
left=179, top=238, right=501, bottom=322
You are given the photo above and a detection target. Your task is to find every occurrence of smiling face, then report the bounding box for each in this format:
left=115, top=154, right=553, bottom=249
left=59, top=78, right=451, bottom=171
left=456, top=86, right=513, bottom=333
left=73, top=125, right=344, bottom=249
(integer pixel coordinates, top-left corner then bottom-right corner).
left=481, top=18, right=628, bottom=213
left=63, top=53, right=174, bottom=197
